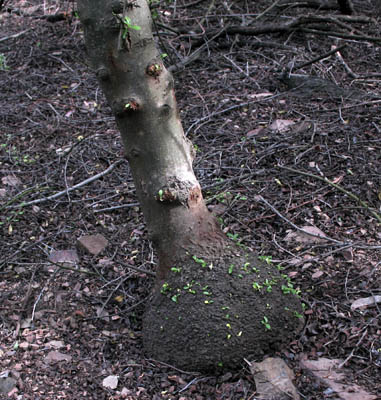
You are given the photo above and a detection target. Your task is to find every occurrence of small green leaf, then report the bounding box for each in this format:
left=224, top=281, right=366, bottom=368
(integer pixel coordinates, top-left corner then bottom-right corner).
left=228, top=264, right=234, bottom=275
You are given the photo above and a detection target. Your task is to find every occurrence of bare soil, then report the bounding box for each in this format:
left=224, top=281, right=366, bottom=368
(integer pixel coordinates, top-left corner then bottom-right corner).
left=0, top=0, right=380, bottom=399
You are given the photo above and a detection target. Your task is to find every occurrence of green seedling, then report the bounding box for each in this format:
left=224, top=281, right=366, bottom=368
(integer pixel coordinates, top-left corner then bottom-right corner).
left=263, top=278, right=276, bottom=293
left=258, top=255, right=272, bottom=265
left=281, top=284, right=301, bottom=296
left=121, top=16, right=141, bottom=38
left=241, top=262, right=250, bottom=273
left=261, top=316, right=271, bottom=330
left=227, top=232, right=239, bottom=241
left=228, top=264, right=234, bottom=275
left=252, top=282, right=262, bottom=291
left=183, top=282, right=193, bottom=290
left=216, top=191, right=231, bottom=204
left=234, top=193, right=247, bottom=201
left=192, top=255, right=206, bottom=268
left=171, top=266, right=181, bottom=273
left=171, top=294, right=180, bottom=303
left=294, top=311, right=303, bottom=319
left=160, top=282, right=170, bottom=294
left=158, top=189, right=164, bottom=201
left=183, top=282, right=196, bottom=294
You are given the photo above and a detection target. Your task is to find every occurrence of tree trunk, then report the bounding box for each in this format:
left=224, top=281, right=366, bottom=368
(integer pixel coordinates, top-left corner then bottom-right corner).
left=77, top=0, right=303, bottom=372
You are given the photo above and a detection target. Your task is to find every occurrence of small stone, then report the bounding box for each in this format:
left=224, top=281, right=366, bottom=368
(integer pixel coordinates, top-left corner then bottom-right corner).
left=48, top=249, right=79, bottom=265
left=0, top=377, right=17, bottom=394
left=44, top=351, right=72, bottom=364
left=47, top=340, right=65, bottom=349
left=102, top=375, right=118, bottom=390
left=77, top=234, right=108, bottom=255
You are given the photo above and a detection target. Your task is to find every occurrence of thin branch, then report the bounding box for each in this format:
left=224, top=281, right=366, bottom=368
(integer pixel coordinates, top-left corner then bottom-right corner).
left=278, top=165, right=381, bottom=223
left=300, top=28, right=381, bottom=43
left=255, top=0, right=282, bottom=20
left=93, top=202, right=140, bottom=213
left=0, top=28, right=31, bottom=42
left=255, top=195, right=346, bottom=245
left=168, top=27, right=226, bottom=73
left=114, top=259, right=156, bottom=277
left=292, top=44, right=347, bottom=71
left=6, top=159, right=125, bottom=209
left=185, top=15, right=380, bottom=50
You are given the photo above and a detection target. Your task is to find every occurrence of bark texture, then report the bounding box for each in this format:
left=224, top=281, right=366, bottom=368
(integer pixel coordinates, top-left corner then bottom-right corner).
left=78, top=0, right=304, bottom=372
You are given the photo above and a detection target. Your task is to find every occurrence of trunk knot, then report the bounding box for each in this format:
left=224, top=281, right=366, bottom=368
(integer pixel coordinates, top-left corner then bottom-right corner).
left=113, top=98, right=140, bottom=116
left=146, top=62, right=163, bottom=78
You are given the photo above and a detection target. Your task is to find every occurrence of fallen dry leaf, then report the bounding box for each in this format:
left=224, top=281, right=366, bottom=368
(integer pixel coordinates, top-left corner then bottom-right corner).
left=284, top=226, right=328, bottom=244
left=311, top=270, right=324, bottom=279
left=1, top=175, right=21, bottom=187
left=300, top=357, right=377, bottom=400
left=268, top=119, right=296, bottom=133
left=249, top=357, right=299, bottom=400
left=350, top=295, right=381, bottom=311
left=247, top=127, right=265, bottom=137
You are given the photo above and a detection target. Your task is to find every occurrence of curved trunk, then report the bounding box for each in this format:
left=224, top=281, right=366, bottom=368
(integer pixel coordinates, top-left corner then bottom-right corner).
left=77, top=0, right=224, bottom=282
left=78, top=0, right=303, bottom=372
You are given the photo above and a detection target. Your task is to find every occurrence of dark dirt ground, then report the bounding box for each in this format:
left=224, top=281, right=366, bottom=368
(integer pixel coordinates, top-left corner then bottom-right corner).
left=1, top=0, right=380, bottom=399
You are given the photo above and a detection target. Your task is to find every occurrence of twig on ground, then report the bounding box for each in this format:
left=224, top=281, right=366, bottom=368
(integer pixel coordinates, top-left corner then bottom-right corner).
left=13, top=267, right=37, bottom=338
left=168, top=27, right=226, bottom=73
left=0, top=28, right=31, bottom=42
left=255, top=0, right=282, bottom=20
left=278, top=165, right=381, bottom=223
left=300, top=28, right=381, bottom=43
left=335, top=48, right=358, bottom=78
left=291, top=44, right=347, bottom=72
left=188, top=15, right=381, bottom=48
left=47, top=260, right=99, bottom=276
left=6, top=159, right=125, bottom=209
left=255, top=195, right=345, bottom=245
left=93, top=202, right=140, bottom=213
left=114, top=259, right=156, bottom=277
left=338, top=329, right=367, bottom=369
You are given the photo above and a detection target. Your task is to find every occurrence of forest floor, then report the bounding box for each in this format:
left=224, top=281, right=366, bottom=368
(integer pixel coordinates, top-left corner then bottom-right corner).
left=0, top=0, right=380, bottom=399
